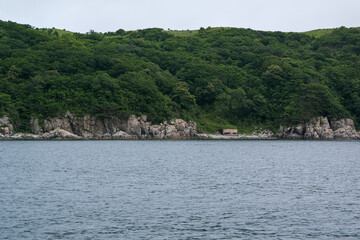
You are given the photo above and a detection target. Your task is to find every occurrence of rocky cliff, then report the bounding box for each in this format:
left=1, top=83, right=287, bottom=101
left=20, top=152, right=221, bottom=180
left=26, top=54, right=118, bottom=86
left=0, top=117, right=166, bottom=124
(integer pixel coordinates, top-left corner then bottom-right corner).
left=277, top=117, right=360, bottom=139
left=0, top=114, right=359, bottom=140
left=0, top=116, right=14, bottom=136
left=0, top=113, right=197, bottom=140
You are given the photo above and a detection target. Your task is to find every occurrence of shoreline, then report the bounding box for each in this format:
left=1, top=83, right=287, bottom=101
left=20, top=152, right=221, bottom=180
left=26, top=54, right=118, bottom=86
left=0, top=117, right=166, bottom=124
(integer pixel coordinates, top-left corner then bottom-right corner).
left=1, top=132, right=359, bottom=141
left=1, top=115, right=359, bottom=141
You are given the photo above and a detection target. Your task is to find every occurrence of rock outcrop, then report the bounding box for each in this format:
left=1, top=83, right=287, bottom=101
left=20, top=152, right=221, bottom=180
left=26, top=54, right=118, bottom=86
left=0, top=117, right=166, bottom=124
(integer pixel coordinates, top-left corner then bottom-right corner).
left=42, top=128, right=81, bottom=140
left=26, top=113, right=197, bottom=140
left=0, top=116, right=14, bottom=136
left=304, top=117, right=334, bottom=139
left=1, top=113, right=358, bottom=140
left=277, top=117, right=360, bottom=139
left=332, top=118, right=359, bottom=139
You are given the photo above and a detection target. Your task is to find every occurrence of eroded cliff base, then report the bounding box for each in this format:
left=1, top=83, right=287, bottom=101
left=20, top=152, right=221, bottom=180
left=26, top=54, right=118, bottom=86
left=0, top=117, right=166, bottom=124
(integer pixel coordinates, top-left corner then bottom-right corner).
left=277, top=117, right=360, bottom=140
left=0, top=114, right=359, bottom=140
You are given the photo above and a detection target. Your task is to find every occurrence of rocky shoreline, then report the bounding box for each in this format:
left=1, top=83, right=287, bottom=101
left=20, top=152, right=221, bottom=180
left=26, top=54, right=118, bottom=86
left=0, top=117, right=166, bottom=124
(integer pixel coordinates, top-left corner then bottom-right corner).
left=277, top=117, right=360, bottom=140
left=0, top=114, right=198, bottom=140
left=0, top=114, right=359, bottom=140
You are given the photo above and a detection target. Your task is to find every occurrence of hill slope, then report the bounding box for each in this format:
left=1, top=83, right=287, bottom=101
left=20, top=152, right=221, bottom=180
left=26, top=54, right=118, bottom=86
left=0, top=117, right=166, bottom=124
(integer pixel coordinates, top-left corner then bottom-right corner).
left=0, top=21, right=360, bottom=132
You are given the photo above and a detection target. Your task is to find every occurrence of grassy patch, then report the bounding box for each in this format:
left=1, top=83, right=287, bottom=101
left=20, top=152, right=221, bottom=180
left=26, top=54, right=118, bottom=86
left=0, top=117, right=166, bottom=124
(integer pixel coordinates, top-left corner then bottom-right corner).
left=302, top=28, right=335, bottom=38
left=195, top=114, right=236, bottom=134
left=195, top=112, right=279, bottom=134
left=39, top=28, right=74, bottom=37
left=236, top=122, right=278, bottom=135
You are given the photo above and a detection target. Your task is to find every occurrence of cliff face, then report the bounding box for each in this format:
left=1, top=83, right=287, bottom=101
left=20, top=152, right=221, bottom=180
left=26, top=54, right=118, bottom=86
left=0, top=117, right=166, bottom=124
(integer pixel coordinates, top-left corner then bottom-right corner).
left=25, top=112, right=197, bottom=140
left=277, top=117, right=360, bottom=139
left=0, top=116, right=14, bottom=136
left=0, top=114, right=359, bottom=140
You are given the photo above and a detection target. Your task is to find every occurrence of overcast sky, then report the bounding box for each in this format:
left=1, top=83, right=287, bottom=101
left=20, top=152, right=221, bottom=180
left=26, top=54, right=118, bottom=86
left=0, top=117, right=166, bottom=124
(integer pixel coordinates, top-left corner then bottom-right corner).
left=1, top=0, right=360, bottom=33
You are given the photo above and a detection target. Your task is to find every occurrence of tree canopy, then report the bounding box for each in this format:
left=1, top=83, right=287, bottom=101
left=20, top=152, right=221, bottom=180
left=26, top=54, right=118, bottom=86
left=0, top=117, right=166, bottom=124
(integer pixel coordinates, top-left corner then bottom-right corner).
left=0, top=21, right=359, bottom=132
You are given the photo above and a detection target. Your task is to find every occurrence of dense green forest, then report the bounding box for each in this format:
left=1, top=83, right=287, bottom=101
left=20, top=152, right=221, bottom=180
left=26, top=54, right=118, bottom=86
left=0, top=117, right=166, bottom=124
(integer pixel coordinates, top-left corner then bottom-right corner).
left=0, top=20, right=359, bottom=133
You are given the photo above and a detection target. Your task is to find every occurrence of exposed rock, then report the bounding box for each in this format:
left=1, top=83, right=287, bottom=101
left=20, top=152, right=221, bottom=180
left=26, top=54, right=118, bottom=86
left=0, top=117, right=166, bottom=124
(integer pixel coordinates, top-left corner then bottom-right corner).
left=294, top=125, right=305, bottom=135
left=148, top=125, right=165, bottom=139
left=112, top=131, right=136, bottom=140
left=30, top=117, right=42, bottom=134
left=278, top=117, right=359, bottom=139
left=304, top=117, right=333, bottom=139
left=175, top=119, right=186, bottom=131
left=196, top=131, right=276, bottom=140
left=140, top=115, right=147, bottom=122
left=0, top=116, right=14, bottom=135
left=257, top=130, right=276, bottom=139
left=332, top=118, right=359, bottom=139
left=127, top=115, right=142, bottom=137
left=102, top=133, right=112, bottom=140
left=4, top=113, right=359, bottom=140
left=43, top=113, right=73, bottom=133
left=277, top=126, right=304, bottom=139
left=10, top=133, right=43, bottom=140
left=26, top=114, right=197, bottom=140
left=164, top=125, right=177, bottom=139
left=42, top=128, right=81, bottom=140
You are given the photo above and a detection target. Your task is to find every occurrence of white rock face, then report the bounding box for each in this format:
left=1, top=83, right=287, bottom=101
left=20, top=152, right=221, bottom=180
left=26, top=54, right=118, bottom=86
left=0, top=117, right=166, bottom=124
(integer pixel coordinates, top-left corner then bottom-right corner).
left=112, top=131, right=136, bottom=140
left=304, top=117, right=334, bottom=139
left=26, top=114, right=197, bottom=140
left=42, top=128, right=80, bottom=140
left=278, top=117, right=359, bottom=139
left=0, top=116, right=14, bottom=135
left=10, top=133, right=43, bottom=140
left=196, top=130, right=276, bottom=140
left=332, top=119, right=359, bottom=139
left=3, top=113, right=359, bottom=140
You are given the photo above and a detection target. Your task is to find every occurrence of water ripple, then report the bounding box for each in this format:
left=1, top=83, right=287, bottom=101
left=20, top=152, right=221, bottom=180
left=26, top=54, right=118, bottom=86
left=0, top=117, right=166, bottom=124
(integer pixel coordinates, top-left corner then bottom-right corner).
left=0, top=140, right=359, bottom=239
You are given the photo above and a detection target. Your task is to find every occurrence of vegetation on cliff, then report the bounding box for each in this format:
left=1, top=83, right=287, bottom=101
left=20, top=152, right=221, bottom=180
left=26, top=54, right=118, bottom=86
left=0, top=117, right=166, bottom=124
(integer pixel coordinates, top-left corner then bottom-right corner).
left=0, top=20, right=359, bottom=132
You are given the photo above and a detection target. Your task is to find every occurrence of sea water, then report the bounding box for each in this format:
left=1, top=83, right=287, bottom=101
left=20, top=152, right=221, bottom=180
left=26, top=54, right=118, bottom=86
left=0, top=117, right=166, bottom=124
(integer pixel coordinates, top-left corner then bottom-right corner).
left=1, top=140, right=359, bottom=239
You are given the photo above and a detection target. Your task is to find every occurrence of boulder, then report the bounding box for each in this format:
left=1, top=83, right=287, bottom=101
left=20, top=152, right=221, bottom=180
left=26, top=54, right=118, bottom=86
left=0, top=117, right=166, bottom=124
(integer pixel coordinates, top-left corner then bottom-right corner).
left=277, top=126, right=303, bottom=139
left=112, top=131, right=136, bottom=140
left=127, top=115, right=142, bottom=137
left=0, top=116, right=14, bottom=135
left=278, top=117, right=360, bottom=139
left=304, top=117, right=333, bottom=139
left=30, top=117, right=42, bottom=134
left=43, top=117, right=72, bottom=133
left=42, top=128, right=80, bottom=140
left=148, top=125, right=165, bottom=139
left=175, top=119, right=187, bottom=131
left=332, top=118, right=359, bottom=139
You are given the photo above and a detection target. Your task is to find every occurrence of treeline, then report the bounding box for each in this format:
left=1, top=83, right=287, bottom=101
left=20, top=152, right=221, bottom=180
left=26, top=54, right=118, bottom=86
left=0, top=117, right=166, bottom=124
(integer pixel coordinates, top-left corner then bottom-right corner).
left=0, top=20, right=359, bottom=132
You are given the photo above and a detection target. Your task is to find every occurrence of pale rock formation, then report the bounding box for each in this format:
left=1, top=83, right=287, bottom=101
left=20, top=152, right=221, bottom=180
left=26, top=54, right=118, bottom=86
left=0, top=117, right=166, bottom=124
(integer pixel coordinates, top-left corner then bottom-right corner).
left=112, top=131, right=136, bottom=140
left=26, top=113, right=197, bottom=140
left=0, top=116, right=14, bottom=135
left=304, top=117, right=334, bottom=139
left=278, top=117, right=359, bottom=139
left=277, top=126, right=304, bottom=139
left=2, top=113, right=358, bottom=140
left=42, top=128, right=80, bottom=140
left=10, top=133, right=43, bottom=140
left=332, top=118, right=359, bottom=139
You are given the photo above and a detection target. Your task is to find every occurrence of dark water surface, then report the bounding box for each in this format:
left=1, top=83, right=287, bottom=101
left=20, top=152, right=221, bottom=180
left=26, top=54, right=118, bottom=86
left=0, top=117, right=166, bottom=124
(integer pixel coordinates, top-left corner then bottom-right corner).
left=1, top=140, right=359, bottom=239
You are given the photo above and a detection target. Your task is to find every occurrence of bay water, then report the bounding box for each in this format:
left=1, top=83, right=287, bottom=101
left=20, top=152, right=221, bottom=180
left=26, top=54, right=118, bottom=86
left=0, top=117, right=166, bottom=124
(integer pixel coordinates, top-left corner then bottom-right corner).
left=0, top=140, right=359, bottom=239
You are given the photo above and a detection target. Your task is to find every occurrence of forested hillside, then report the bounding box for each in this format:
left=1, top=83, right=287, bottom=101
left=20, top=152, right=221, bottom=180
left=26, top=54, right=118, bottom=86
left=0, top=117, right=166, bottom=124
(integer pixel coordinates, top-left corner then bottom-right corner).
left=0, top=21, right=359, bottom=132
